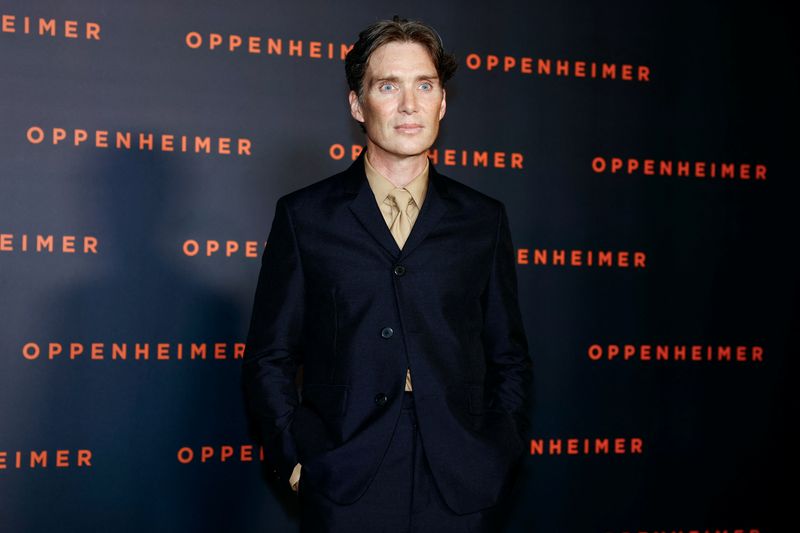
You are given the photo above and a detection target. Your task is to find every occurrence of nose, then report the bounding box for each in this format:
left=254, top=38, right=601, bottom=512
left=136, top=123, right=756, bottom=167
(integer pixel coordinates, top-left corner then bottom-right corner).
left=398, top=87, right=417, bottom=114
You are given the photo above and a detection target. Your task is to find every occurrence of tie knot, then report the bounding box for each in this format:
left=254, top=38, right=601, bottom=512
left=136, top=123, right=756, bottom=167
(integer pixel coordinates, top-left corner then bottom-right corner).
left=385, top=188, right=414, bottom=210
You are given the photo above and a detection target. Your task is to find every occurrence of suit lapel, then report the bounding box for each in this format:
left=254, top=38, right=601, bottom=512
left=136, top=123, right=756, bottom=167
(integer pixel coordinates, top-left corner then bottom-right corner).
left=343, top=150, right=450, bottom=261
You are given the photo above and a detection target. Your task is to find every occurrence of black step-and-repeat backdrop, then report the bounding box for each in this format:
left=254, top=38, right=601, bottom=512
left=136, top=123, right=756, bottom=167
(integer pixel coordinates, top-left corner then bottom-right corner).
left=1, top=2, right=795, bottom=532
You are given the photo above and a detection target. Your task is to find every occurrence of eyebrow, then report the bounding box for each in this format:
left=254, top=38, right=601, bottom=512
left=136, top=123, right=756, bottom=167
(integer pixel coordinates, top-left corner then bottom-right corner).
left=372, top=74, right=439, bottom=83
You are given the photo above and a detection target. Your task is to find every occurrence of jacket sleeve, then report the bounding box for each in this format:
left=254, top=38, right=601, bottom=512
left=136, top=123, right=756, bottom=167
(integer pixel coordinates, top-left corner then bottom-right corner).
left=480, top=202, right=533, bottom=438
left=242, top=196, right=304, bottom=483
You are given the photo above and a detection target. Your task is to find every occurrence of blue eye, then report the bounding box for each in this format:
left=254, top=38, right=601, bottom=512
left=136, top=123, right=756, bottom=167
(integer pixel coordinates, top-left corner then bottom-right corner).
left=420, top=82, right=432, bottom=90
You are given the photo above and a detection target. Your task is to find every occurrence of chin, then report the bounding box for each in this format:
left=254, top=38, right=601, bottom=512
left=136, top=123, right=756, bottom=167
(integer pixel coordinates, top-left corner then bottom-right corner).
left=369, top=134, right=436, bottom=157
left=396, top=147, right=432, bottom=157
left=393, top=138, right=436, bottom=156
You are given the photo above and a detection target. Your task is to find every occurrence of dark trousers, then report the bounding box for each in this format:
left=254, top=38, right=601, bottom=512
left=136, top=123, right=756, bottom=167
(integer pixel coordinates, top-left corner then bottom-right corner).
left=298, top=391, right=499, bottom=533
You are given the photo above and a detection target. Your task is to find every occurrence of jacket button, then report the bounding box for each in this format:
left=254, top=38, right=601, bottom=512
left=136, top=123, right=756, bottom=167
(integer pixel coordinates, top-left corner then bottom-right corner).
left=381, top=327, right=394, bottom=338
left=393, top=265, right=406, bottom=276
left=374, top=392, right=388, bottom=406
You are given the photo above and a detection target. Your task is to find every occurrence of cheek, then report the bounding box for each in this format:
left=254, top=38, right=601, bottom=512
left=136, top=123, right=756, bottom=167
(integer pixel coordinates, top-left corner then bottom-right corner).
left=365, top=104, right=389, bottom=122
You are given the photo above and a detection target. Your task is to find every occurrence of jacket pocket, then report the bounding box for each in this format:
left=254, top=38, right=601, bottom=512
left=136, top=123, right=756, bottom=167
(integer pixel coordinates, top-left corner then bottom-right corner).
left=302, top=383, right=348, bottom=418
left=466, top=384, right=511, bottom=416
left=465, top=384, right=524, bottom=453
left=466, top=384, right=491, bottom=414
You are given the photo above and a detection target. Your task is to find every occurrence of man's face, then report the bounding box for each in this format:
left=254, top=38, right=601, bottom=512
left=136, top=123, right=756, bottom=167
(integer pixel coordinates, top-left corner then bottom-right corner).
left=349, top=40, right=447, bottom=160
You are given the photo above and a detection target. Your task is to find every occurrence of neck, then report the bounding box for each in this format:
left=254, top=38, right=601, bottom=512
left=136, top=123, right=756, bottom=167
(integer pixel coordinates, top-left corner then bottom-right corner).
left=365, top=142, right=428, bottom=188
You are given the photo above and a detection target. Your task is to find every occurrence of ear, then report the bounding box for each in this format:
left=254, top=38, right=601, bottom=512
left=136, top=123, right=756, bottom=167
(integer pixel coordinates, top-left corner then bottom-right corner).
left=349, top=90, right=365, bottom=123
left=438, top=88, right=447, bottom=121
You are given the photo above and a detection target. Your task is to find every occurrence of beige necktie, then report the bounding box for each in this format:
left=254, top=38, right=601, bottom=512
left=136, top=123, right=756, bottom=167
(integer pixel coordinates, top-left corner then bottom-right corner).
left=384, top=187, right=417, bottom=391
left=384, top=188, right=418, bottom=248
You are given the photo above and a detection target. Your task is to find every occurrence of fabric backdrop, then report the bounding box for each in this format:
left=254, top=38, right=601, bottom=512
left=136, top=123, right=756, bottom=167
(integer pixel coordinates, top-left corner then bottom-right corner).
left=1, top=1, right=795, bottom=532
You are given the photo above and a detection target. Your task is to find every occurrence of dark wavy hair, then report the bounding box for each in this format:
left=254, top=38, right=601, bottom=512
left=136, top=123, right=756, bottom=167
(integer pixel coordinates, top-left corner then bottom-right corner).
left=345, top=15, right=457, bottom=130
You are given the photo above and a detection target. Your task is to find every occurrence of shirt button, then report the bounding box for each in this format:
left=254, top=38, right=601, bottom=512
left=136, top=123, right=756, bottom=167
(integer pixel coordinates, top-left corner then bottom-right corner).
left=374, top=392, right=388, bottom=406
left=381, top=327, right=394, bottom=338
left=393, top=265, right=406, bottom=276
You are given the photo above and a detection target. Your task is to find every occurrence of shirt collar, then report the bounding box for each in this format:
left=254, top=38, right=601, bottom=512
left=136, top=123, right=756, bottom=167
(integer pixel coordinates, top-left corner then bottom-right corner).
left=364, top=150, right=429, bottom=208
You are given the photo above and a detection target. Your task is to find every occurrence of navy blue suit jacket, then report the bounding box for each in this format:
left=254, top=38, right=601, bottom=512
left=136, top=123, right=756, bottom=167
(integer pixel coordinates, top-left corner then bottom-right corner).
left=242, top=150, right=532, bottom=514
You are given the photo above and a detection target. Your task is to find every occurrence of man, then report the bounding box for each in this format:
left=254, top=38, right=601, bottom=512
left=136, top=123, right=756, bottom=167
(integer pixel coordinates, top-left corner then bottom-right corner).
left=243, top=15, right=532, bottom=532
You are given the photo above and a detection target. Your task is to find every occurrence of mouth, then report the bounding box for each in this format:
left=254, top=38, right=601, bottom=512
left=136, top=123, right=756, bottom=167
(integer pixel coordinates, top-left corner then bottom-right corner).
left=395, top=124, right=424, bottom=134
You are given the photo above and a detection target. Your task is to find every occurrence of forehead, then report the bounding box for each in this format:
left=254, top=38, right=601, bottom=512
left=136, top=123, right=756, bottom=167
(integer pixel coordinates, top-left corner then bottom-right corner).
left=365, top=41, right=437, bottom=79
